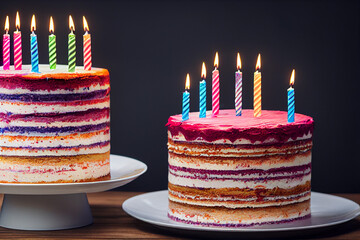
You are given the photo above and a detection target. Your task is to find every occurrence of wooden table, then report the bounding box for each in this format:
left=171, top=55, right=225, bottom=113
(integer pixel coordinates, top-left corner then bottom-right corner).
left=0, top=192, right=358, bottom=239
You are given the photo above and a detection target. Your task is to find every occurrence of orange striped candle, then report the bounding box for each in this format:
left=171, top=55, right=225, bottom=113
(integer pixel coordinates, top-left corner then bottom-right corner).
left=253, top=54, right=261, bottom=117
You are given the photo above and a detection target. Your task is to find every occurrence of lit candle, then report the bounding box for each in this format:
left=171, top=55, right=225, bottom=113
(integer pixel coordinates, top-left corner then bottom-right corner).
left=83, top=16, right=92, bottom=70
left=14, top=12, right=22, bottom=70
left=182, top=74, right=190, bottom=121
left=49, top=16, right=56, bottom=70
left=3, top=16, right=10, bottom=70
left=235, top=53, right=242, bottom=116
left=30, top=15, right=39, bottom=73
left=288, top=69, right=295, bottom=123
left=199, top=62, right=206, bottom=118
left=254, top=54, right=261, bottom=117
left=68, top=15, right=76, bottom=72
left=212, top=52, right=220, bottom=116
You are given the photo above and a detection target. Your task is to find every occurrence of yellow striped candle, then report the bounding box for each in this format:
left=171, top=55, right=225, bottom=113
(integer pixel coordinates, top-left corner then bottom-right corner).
left=253, top=54, right=261, bottom=117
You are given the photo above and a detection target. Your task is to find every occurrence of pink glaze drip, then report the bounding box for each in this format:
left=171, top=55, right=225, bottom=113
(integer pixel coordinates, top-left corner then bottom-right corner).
left=167, top=109, right=314, bottom=143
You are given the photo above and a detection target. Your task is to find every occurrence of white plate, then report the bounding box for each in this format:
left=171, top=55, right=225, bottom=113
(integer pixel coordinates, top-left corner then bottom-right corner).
left=123, top=190, right=360, bottom=232
left=0, top=154, right=147, bottom=195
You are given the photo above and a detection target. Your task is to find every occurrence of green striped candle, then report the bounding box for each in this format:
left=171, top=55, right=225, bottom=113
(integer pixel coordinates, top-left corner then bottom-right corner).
left=49, top=17, right=56, bottom=70
left=68, top=15, right=76, bottom=72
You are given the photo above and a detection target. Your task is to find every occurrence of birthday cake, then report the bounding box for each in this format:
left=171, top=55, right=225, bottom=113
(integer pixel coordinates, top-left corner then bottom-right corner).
left=167, top=109, right=314, bottom=227
left=0, top=64, right=110, bottom=183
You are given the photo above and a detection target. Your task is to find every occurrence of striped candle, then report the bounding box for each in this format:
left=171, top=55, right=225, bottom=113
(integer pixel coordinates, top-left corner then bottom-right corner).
left=14, top=11, right=22, bottom=70
left=3, top=16, right=10, bottom=71
left=83, top=17, right=92, bottom=70
left=235, top=53, right=242, bottom=116
left=68, top=15, right=76, bottom=72
left=199, top=62, right=206, bottom=118
left=254, top=54, right=261, bottom=117
left=182, top=74, right=190, bottom=121
left=49, top=16, right=56, bottom=69
left=30, top=15, right=39, bottom=73
left=288, top=69, right=295, bottom=123
left=212, top=52, right=220, bottom=117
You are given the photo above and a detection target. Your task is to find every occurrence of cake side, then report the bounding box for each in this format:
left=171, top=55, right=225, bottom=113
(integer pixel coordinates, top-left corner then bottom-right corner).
left=0, top=65, right=110, bottom=183
left=167, top=109, right=313, bottom=227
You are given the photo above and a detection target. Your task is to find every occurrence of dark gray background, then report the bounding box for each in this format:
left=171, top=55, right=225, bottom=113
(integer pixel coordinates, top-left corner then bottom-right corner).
left=1, top=0, right=359, bottom=193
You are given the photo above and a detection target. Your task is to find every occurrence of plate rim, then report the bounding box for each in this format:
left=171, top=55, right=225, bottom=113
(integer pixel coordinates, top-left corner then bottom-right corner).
left=0, top=154, right=147, bottom=188
left=123, top=190, right=360, bottom=232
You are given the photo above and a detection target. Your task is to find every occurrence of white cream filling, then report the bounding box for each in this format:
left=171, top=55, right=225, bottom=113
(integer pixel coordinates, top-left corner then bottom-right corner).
left=169, top=153, right=311, bottom=171
left=0, top=84, right=109, bottom=95
left=168, top=172, right=311, bottom=189
left=0, top=144, right=110, bottom=156
left=0, top=159, right=109, bottom=183
left=0, top=100, right=109, bottom=114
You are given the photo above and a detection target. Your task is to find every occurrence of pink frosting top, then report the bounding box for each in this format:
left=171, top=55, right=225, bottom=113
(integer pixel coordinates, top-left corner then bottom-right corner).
left=167, top=109, right=314, bottom=143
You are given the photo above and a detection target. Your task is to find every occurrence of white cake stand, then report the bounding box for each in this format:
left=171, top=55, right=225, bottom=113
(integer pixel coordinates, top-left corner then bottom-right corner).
left=0, top=154, right=147, bottom=231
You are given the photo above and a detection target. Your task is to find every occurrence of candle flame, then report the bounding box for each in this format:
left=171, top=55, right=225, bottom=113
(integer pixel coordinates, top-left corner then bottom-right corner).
left=214, top=52, right=219, bottom=68
left=237, top=53, right=242, bottom=70
left=31, top=15, right=36, bottom=32
left=4, top=16, right=9, bottom=32
left=83, top=16, right=89, bottom=32
left=185, top=74, right=190, bottom=90
left=69, top=15, right=75, bottom=32
left=201, top=62, right=206, bottom=79
left=15, top=12, right=20, bottom=30
left=290, top=69, right=295, bottom=86
left=49, top=16, right=54, bottom=33
left=256, top=53, right=261, bottom=70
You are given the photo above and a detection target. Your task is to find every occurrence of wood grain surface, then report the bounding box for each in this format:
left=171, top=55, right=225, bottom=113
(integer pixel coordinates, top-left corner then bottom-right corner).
left=0, top=192, right=358, bottom=239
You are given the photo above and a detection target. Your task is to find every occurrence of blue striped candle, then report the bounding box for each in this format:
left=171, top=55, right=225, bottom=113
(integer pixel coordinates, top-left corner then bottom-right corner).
left=182, top=74, right=190, bottom=121
left=287, top=70, right=295, bottom=123
left=199, top=62, right=207, bottom=118
left=30, top=15, right=39, bottom=73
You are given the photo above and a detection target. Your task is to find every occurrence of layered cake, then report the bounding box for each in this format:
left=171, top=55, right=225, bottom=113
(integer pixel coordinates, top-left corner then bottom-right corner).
left=167, top=109, right=314, bottom=227
left=0, top=64, right=110, bottom=183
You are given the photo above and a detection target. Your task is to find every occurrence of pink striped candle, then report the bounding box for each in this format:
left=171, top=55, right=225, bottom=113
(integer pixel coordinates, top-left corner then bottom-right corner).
left=235, top=53, right=242, bottom=116
left=83, top=17, right=92, bottom=70
left=3, top=16, right=10, bottom=70
left=14, top=12, right=22, bottom=70
left=212, top=52, right=220, bottom=116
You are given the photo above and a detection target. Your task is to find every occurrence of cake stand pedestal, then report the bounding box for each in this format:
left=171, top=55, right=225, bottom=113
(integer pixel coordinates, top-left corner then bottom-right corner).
left=0, top=154, right=147, bottom=231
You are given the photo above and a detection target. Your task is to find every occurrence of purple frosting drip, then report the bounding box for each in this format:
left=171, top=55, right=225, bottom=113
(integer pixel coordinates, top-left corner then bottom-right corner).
left=0, top=89, right=109, bottom=102
left=168, top=213, right=311, bottom=228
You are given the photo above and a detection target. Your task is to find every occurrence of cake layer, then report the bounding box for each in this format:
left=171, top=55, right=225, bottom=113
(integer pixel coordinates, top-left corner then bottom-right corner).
left=167, top=110, right=314, bottom=144
left=0, top=96, right=109, bottom=115
left=168, top=138, right=312, bottom=157
left=168, top=200, right=311, bottom=227
left=169, top=150, right=311, bottom=171
left=0, top=129, right=109, bottom=148
left=0, top=65, right=109, bottom=92
left=0, top=152, right=110, bottom=183
left=169, top=182, right=311, bottom=208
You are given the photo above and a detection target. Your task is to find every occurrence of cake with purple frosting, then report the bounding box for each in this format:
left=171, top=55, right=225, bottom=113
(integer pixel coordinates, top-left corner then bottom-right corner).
left=167, top=109, right=314, bottom=227
left=0, top=64, right=110, bottom=183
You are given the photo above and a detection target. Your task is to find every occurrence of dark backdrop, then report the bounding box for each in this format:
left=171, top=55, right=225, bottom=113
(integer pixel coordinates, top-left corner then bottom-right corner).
left=1, top=0, right=359, bottom=193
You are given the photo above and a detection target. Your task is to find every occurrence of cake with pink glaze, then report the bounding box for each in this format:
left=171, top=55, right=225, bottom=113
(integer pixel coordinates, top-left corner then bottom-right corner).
left=167, top=109, right=314, bottom=227
left=0, top=64, right=110, bottom=183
